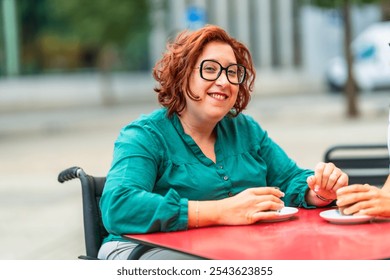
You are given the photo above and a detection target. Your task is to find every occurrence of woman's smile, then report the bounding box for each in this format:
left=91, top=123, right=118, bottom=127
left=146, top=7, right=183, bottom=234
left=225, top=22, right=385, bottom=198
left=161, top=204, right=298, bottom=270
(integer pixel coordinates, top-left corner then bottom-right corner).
left=207, top=92, right=229, bottom=101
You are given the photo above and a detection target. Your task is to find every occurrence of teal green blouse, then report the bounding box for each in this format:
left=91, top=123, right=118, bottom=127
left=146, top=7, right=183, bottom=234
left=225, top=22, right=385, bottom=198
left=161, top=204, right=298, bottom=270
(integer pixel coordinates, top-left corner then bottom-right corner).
left=100, top=108, right=314, bottom=243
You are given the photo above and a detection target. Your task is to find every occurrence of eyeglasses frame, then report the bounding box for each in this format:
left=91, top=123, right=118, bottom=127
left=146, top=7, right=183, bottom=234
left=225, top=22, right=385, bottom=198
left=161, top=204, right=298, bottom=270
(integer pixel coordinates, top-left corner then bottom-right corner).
left=196, top=59, right=246, bottom=85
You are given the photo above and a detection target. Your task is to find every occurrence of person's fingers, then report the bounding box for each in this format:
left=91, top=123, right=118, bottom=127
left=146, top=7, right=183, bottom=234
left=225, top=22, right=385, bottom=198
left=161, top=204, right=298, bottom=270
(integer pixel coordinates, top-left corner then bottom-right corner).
left=249, top=187, right=284, bottom=198
left=340, top=200, right=371, bottom=215
left=251, top=202, right=286, bottom=222
left=336, top=184, right=371, bottom=196
left=325, top=167, right=348, bottom=191
left=257, top=199, right=284, bottom=209
left=307, top=175, right=316, bottom=190
left=321, top=163, right=335, bottom=190
left=243, top=200, right=285, bottom=223
left=336, top=184, right=375, bottom=208
left=335, top=172, right=349, bottom=189
left=254, top=195, right=284, bottom=207
left=313, top=162, right=326, bottom=191
left=324, top=170, right=340, bottom=190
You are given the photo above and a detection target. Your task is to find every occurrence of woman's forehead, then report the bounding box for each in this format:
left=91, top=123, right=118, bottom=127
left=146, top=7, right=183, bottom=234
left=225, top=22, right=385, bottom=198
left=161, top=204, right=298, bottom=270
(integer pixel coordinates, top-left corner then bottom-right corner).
left=197, top=42, right=236, bottom=63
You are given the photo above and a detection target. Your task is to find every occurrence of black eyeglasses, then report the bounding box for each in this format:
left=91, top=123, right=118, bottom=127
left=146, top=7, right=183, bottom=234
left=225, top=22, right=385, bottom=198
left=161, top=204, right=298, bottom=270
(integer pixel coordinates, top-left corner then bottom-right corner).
left=196, top=60, right=246, bottom=85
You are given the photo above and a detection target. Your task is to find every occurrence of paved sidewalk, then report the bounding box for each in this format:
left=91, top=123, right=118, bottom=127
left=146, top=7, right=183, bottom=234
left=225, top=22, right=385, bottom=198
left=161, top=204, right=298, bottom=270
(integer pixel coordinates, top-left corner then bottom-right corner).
left=0, top=84, right=388, bottom=259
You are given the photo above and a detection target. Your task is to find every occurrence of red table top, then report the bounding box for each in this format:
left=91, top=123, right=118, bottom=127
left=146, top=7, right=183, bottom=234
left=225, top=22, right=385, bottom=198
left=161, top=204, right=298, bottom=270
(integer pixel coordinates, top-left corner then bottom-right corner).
left=124, top=207, right=390, bottom=260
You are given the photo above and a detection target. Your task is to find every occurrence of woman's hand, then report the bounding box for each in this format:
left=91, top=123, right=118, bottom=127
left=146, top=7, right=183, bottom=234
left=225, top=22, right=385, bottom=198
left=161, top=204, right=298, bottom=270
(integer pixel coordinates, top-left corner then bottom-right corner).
left=306, top=162, right=349, bottom=203
left=188, top=187, right=285, bottom=228
left=217, top=187, right=285, bottom=225
left=336, top=184, right=390, bottom=217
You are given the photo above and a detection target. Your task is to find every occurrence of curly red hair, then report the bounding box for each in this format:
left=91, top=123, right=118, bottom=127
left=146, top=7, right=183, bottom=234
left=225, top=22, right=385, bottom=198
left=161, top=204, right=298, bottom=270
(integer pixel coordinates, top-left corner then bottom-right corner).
left=153, top=24, right=256, bottom=117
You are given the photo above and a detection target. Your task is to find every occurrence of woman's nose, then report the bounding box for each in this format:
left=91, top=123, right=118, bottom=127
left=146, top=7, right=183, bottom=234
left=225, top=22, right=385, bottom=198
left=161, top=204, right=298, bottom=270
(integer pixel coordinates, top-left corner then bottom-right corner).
left=215, top=70, right=229, bottom=86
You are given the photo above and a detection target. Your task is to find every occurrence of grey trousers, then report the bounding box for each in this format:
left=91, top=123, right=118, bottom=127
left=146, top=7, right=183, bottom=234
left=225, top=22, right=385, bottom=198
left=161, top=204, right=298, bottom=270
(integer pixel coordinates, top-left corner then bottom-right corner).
left=98, top=241, right=201, bottom=260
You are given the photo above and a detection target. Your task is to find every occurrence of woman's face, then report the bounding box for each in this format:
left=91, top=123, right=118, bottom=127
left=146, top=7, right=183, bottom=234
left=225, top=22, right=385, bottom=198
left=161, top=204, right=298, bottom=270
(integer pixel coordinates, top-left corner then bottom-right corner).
left=183, top=41, right=239, bottom=124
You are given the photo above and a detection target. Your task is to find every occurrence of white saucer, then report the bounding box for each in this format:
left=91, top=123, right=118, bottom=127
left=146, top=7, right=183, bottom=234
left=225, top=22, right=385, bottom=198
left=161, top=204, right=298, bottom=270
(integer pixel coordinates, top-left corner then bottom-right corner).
left=319, top=209, right=373, bottom=225
left=373, top=216, right=390, bottom=222
left=261, top=207, right=299, bottom=223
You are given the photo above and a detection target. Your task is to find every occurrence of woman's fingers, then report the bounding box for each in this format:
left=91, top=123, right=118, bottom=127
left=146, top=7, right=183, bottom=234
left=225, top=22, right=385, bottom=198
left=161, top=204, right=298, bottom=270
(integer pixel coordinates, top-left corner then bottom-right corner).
left=231, top=187, right=285, bottom=224
left=336, top=172, right=349, bottom=189
left=312, top=162, right=349, bottom=192
left=250, top=201, right=285, bottom=222
left=313, top=162, right=326, bottom=191
left=249, top=186, right=284, bottom=198
left=307, top=175, right=316, bottom=190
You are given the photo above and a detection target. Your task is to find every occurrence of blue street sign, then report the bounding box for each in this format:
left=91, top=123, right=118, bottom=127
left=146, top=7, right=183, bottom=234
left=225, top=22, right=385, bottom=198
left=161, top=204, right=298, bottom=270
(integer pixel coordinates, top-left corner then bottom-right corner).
left=186, top=6, right=206, bottom=30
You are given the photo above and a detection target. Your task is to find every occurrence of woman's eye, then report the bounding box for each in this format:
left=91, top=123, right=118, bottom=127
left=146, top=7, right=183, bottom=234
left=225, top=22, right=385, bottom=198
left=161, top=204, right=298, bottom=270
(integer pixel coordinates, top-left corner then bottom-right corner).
left=228, top=70, right=237, bottom=76
left=204, top=66, right=217, bottom=72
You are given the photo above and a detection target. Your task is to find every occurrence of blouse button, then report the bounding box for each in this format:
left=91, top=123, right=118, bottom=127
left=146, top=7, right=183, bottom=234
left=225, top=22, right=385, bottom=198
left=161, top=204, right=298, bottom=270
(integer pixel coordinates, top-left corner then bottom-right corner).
left=219, top=165, right=224, bottom=169
left=228, top=192, right=234, bottom=197
left=223, top=175, right=229, bottom=181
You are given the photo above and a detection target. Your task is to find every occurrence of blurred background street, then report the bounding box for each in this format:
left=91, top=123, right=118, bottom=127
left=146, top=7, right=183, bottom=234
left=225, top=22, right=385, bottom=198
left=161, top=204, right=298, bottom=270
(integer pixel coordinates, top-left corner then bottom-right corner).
left=0, top=0, right=389, bottom=260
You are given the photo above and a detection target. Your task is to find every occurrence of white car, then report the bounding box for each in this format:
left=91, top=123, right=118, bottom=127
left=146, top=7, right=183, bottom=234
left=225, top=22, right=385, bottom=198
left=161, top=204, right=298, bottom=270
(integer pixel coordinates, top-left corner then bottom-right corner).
left=325, top=21, right=390, bottom=92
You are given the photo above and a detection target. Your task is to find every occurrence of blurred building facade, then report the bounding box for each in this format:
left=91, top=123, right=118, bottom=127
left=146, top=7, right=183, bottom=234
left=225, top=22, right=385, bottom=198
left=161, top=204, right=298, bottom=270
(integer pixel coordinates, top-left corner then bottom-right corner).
left=0, top=0, right=386, bottom=88
left=150, top=0, right=299, bottom=71
left=149, top=0, right=382, bottom=78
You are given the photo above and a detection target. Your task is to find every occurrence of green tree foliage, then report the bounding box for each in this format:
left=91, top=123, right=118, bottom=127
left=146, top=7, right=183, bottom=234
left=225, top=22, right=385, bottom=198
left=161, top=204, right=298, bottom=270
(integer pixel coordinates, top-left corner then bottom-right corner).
left=18, top=0, right=151, bottom=73
left=46, top=0, right=150, bottom=47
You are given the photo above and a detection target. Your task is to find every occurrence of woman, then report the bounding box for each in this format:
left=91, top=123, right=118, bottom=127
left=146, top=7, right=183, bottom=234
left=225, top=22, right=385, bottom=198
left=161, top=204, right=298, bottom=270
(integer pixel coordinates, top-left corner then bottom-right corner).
left=336, top=175, right=390, bottom=217
left=98, top=25, right=348, bottom=260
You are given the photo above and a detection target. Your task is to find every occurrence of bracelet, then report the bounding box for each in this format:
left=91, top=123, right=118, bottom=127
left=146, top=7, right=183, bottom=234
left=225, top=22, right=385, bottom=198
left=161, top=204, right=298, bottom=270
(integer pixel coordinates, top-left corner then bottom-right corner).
left=195, top=200, right=199, bottom=228
left=316, top=194, right=334, bottom=202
